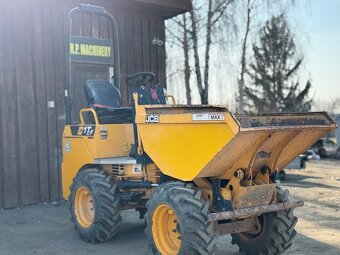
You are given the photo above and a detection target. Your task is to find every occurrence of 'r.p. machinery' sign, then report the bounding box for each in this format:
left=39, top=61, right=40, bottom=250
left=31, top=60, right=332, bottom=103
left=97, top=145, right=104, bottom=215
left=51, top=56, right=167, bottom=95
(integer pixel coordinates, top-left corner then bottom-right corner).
left=70, top=36, right=113, bottom=64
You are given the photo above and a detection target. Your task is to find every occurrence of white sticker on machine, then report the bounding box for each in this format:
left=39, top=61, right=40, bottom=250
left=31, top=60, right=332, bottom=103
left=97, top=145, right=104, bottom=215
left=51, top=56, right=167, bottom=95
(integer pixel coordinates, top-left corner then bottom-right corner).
left=192, top=113, right=225, bottom=121
left=132, top=164, right=142, bottom=174
left=65, top=140, right=71, bottom=153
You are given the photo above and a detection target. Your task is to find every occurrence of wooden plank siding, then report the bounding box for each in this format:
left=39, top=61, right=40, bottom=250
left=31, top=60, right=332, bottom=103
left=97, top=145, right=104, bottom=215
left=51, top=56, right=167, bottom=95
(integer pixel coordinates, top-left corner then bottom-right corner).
left=0, top=4, right=21, bottom=208
left=0, top=0, right=174, bottom=208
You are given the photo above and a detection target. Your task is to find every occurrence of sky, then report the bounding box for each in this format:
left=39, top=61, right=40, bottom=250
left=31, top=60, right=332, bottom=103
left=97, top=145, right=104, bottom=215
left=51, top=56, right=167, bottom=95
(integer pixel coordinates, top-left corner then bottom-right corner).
left=295, top=0, right=340, bottom=100
left=166, top=0, right=340, bottom=109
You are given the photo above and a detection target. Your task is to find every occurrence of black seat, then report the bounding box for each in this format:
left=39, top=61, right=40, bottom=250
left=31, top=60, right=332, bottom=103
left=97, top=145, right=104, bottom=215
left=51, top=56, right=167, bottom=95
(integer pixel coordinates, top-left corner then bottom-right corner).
left=84, top=80, right=132, bottom=124
left=84, top=80, right=122, bottom=108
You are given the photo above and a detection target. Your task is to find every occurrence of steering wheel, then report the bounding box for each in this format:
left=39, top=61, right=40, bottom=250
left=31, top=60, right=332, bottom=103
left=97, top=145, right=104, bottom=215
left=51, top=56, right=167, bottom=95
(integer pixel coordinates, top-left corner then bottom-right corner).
left=126, top=72, right=155, bottom=87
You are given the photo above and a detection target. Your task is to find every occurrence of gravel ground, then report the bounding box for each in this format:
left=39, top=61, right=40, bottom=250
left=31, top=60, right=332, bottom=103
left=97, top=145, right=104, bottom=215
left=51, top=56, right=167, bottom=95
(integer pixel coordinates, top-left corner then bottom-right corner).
left=0, top=159, right=339, bottom=255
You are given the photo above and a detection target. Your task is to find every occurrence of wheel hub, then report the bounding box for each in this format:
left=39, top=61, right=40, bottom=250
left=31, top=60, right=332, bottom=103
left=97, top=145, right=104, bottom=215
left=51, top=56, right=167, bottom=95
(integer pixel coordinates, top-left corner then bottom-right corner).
left=152, top=204, right=182, bottom=254
left=74, top=187, right=95, bottom=228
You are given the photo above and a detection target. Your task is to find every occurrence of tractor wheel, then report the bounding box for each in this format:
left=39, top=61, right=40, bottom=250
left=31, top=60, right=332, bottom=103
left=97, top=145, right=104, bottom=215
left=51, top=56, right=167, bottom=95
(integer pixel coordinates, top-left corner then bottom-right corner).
left=145, top=182, right=217, bottom=255
left=231, top=188, right=298, bottom=255
left=69, top=168, right=122, bottom=242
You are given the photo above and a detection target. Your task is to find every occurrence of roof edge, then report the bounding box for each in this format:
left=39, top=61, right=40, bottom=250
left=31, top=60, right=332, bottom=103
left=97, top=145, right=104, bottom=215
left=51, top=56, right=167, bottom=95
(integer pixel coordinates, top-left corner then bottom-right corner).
left=132, top=0, right=191, bottom=18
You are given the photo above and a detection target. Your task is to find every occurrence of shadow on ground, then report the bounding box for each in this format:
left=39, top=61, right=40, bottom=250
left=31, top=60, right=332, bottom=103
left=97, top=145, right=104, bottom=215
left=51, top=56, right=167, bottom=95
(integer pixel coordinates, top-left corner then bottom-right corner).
left=282, top=172, right=340, bottom=191
left=0, top=202, right=339, bottom=255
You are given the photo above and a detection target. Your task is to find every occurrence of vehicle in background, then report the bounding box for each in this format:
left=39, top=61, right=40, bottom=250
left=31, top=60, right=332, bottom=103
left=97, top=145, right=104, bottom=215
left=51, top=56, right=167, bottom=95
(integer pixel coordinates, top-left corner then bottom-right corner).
left=304, top=150, right=321, bottom=161
left=312, top=137, right=340, bottom=159
left=311, top=114, right=340, bottom=159
left=277, top=150, right=320, bottom=180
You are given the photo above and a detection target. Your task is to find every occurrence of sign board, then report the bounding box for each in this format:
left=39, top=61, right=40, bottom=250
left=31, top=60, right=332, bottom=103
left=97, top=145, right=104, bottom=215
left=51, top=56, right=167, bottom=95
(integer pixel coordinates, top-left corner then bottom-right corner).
left=70, top=36, right=113, bottom=64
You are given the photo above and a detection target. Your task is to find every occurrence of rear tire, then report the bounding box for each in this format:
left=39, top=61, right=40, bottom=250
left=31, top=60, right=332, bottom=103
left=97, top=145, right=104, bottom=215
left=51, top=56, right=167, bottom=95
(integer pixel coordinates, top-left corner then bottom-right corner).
left=145, top=182, right=217, bottom=255
left=69, top=168, right=122, bottom=242
left=231, top=188, right=298, bottom=255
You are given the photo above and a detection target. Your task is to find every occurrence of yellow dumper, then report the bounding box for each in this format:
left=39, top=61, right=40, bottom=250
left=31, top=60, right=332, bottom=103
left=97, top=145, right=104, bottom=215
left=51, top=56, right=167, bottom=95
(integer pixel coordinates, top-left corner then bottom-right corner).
left=62, top=5, right=336, bottom=255
left=63, top=91, right=335, bottom=255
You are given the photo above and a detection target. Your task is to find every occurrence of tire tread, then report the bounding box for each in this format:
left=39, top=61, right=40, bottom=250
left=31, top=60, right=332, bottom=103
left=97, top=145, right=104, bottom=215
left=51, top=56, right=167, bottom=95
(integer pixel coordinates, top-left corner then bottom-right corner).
left=69, top=168, right=122, bottom=243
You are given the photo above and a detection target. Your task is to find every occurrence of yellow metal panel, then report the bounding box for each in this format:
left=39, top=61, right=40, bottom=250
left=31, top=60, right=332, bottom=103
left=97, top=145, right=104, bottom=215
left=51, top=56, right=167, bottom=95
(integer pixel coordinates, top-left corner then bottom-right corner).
left=94, top=125, right=134, bottom=158
left=63, top=124, right=134, bottom=159
left=136, top=106, right=239, bottom=181
left=134, top=93, right=336, bottom=181
left=62, top=124, right=134, bottom=199
left=200, top=128, right=334, bottom=179
left=275, top=128, right=330, bottom=170
left=199, top=131, right=269, bottom=179
left=62, top=135, right=94, bottom=199
left=138, top=120, right=237, bottom=181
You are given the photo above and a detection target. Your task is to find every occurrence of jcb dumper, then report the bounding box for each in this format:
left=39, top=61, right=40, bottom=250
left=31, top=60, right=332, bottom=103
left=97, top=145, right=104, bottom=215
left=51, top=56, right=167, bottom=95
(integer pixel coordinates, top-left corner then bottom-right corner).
left=62, top=4, right=337, bottom=255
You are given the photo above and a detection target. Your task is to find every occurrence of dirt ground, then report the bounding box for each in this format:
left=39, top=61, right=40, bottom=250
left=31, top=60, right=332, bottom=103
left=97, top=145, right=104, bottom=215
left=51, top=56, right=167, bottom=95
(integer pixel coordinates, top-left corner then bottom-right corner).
left=0, top=159, right=339, bottom=255
left=279, top=159, right=340, bottom=255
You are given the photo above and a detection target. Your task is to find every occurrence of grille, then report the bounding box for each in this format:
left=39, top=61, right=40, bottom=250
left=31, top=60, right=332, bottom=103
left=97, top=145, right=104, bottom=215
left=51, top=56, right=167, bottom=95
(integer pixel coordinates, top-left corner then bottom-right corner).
left=112, top=164, right=125, bottom=176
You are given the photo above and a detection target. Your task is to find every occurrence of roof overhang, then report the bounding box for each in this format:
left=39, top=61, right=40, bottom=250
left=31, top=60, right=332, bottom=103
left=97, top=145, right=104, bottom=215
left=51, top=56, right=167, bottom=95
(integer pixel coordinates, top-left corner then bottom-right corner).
left=132, top=0, right=191, bottom=19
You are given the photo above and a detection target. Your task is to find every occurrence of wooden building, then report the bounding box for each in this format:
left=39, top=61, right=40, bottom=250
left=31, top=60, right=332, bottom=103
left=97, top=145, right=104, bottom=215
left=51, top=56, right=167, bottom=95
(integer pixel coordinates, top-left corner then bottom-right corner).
left=0, top=0, right=190, bottom=208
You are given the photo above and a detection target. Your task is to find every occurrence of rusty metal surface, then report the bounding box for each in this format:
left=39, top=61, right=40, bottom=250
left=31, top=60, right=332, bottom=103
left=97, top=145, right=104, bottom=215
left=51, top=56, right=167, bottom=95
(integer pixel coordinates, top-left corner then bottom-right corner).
left=197, top=115, right=336, bottom=179
left=145, top=105, right=227, bottom=114
left=246, top=133, right=273, bottom=175
left=208, top=200, right=304, bottom=222
left=271, top=130, right=301, bottom=171
left=233, top=184, right=276, bottom=209
left=215, top=217, right=261, bottom=236
left=236, top=112, right=336, bottom=129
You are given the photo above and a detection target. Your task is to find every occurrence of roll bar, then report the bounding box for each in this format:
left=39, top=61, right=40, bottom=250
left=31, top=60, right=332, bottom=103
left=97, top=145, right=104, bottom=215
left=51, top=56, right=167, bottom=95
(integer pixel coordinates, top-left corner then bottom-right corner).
left=64, top=4, right=120, bottom=124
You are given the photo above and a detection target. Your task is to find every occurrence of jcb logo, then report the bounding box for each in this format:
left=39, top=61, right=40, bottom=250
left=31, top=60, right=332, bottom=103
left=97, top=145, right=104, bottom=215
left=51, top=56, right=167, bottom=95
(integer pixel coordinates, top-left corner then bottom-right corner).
left=146, top=115, right=159, bottom=123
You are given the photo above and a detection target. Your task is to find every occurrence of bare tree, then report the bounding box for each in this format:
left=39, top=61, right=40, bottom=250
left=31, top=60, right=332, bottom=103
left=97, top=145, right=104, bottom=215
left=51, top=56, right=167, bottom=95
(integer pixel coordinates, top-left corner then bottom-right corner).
left=182, top=14, right=192, bottom=104
left=313, top=98, right=340, bottom=114
left=190, top=0, right=234, bottom=104
left=166, top=0, right=299, bottom=107
left=189, top=5, right=204, bottom=103
left=166, top=14, right=192, bottom=104
left=238, top=0, right=252, bottom=113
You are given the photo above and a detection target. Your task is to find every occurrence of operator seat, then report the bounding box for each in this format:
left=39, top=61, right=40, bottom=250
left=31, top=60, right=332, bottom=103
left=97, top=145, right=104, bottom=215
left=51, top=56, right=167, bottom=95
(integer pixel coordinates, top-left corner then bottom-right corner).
left=84, top=80, right=132, bottom=124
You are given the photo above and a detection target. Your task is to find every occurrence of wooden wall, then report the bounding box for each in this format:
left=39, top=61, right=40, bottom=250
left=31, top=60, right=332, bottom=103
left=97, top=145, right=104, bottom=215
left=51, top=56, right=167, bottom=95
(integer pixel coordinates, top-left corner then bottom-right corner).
left=0, top=0, right=166, bottom=208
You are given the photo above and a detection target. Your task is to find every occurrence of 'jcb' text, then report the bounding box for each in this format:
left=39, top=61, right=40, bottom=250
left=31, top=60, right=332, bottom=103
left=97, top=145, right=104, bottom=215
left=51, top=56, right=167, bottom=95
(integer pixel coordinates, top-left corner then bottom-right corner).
left=146, top=115, right=160, bottom=123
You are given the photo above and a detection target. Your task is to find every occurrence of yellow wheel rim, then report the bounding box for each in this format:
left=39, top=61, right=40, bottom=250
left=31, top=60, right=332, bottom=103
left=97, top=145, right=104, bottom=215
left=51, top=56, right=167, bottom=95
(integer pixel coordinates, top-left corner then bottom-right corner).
left=152, top=204, right=182, bottom=255
left=74, top=187, right=95, bottom=228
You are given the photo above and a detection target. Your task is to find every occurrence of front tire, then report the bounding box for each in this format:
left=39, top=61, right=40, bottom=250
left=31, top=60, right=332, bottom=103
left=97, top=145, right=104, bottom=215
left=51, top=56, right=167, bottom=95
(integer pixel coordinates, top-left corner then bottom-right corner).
left=69, top=168, right=122, bottom=242
left=145, top=182, right=217, bottom=255
left=231, top=188, right=298, bottom=255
